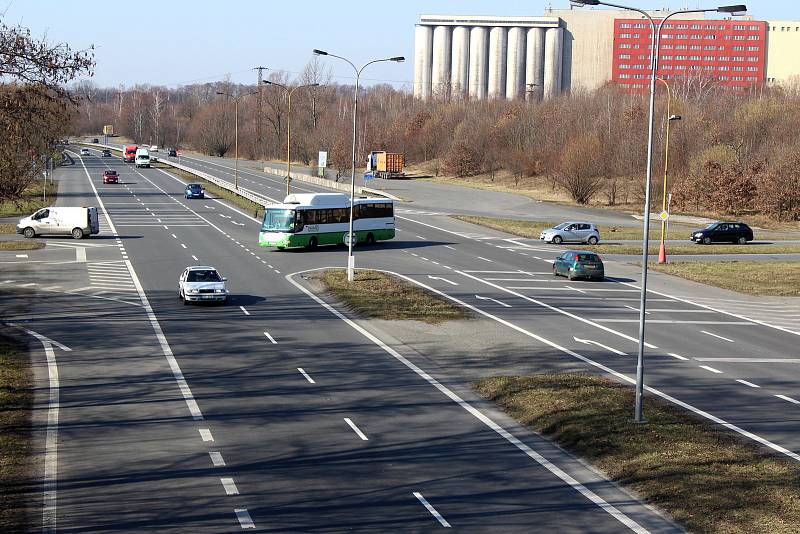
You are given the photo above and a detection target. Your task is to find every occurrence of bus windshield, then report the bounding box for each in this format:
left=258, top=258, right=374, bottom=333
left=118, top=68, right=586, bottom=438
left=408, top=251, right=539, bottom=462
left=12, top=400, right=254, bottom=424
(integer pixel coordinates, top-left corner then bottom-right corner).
left=262, top=208, right=296, bottom=232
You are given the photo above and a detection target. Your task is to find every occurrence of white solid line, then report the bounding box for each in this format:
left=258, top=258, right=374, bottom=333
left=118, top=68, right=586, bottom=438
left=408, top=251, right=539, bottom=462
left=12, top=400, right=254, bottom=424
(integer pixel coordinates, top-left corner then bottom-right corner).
left=75, top=248, right=87, bottom=262
left=775, top=394, right=800, bottom=405
left=209, top=451, right=226, bottom=467
left=297, top=368, right=315, bottom=383
left=413, top=492, right=451, bottom=528
left=239, top=306, right=250, bottom=316
left=199, top=429, right=214, bottom=442
left=736, top=379, right=760, bottom=388
left=287, top=268, right=650, bottom=532
left=344, top=418, right=369, bottom=441
left=416, top=235, right=426, bottom=239
left=701, top=330, right=735, bottom=342
left=476, top=256, right=493, bottom=262
left=15, top=254, right=28, bottom=258
left=263, top=331, right=277, bottom=344
left=234, top=508, right=256, bottom=529
left=180, top=243, right=187, bottom=249
left=444, top=245, right=456, bottom=250
left=699, top=365, right=723, bottom=374
left=221, top=477, right=239, bottom=495
left=668, top=353, right=689, bottom=361
left=192, top=255, right=198, bottom=261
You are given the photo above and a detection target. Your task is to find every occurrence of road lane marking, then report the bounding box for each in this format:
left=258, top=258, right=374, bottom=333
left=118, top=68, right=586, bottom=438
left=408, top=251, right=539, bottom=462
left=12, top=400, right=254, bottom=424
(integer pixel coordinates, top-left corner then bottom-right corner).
left=221, top=478, right=239, bottom=495
left=476, top=256, right=493, bottom=262
left=180, top=243, right=187, bottom=249
left=415, top=235, right=425, bottom=239
left=599, top=320, right=753, bottom=325
left=701, top=330, right=735, bottom=342
left=573, top=337, right=627, bottom=356
left=192, top=255, right=198, bottom=261
left=16, top=254, right=28, bottom=258
left=288, top=268, right=653, bottom=531
left=736, top=379, right=760, bottom=388
left=695, top=358, right=800, bottom=363
left=75, top=248, right=86, bottom=262
left=776, top=394, right=800, bottom=404
left=344, top=418, right=368, bottom=441
left=199, top=429, right=214, bottom=441
left=172, top=233, right=177, bottom=238
left=668, top=353, right=689, bottom=361
left=263, top=332, right=277, bottom=344
left=475, top=295, right=511, bottom=308
left=235, top=508, right=256, bottom=529
left=427, top=275, right=458, bottom=286
left=209, top=451, right=226, bottom=467
left=699, top=365, right=723, bottom=374
left=298, top=368, right=315, bottom=383
left=239, top=306, right=250, bottom=316
left=444, top=245, right=456, bottom=250
left=413, top=492, right=451, bottom=528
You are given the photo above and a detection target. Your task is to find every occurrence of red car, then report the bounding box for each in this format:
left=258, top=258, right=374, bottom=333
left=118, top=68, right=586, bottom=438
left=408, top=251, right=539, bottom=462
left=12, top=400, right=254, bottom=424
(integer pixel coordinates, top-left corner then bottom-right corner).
left=102, top=170, right=119, bottom=184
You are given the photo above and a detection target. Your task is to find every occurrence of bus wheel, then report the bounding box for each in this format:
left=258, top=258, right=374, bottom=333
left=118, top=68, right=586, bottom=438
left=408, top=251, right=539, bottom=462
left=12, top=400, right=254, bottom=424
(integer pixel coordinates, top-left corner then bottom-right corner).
left=276, top=246, right=285, bottom=251
left=365, top=233, right=375, bottom=246
left=307, top=237, right=318, bottom=250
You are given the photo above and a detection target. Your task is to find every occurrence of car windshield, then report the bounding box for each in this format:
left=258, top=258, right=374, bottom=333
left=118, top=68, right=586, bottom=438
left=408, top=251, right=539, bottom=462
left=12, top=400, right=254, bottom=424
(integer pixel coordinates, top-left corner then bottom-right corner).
left=553, top=222, right=570, bottom=230
left=186, top=270, right=221, bottom=283
left=188, top=185, right=201, bottom=191
left=576, top=254, right=600, bottom=262
left=262, top=208, right=296, bottom=232
left=706, top=223, right=719, bottom=229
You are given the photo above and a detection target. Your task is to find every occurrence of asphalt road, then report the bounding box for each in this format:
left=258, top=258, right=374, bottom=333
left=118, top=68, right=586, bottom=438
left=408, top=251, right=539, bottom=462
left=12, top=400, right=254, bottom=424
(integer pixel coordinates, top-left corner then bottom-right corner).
left=0, top=149, right=695, bottom=532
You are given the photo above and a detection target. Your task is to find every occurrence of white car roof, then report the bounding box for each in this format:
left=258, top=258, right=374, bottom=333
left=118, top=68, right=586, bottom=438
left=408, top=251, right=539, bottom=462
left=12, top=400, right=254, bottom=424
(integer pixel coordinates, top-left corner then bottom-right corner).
left=186, top=265, right=218, bottom=271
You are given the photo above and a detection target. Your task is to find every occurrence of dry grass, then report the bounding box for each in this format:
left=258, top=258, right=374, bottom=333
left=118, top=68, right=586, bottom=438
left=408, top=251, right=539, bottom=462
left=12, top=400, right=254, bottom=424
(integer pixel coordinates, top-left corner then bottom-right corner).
left=475, top=373, right=800, bottom=534
left=320, top=269, right=471, bottom=323
left=590, top=243, right=800, bottom=256
left=649, top=261, right=800, bottom=297
left=0, top=241, right=44, bottom=251
left=0, top=182, right=58, bottom=218
left=0, top=333, right=34, bottom=533
left=0, top=224, right=16, bottom=234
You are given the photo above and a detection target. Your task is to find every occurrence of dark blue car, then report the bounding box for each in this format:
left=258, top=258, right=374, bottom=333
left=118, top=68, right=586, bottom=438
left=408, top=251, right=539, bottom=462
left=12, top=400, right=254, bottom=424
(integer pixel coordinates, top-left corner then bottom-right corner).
left=185, top=183, right=204, bottom=199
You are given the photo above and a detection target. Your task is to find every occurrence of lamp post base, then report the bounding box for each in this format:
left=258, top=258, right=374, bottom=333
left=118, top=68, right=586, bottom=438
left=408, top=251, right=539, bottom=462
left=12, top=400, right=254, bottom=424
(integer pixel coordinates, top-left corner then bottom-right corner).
left=347, top=255, right=355, bottom=282
left=658, top=242, right=667, bottom=264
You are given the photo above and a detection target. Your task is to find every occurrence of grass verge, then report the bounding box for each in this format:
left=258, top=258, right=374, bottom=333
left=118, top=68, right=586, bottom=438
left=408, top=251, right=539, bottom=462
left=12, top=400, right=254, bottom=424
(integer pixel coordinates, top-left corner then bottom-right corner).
left=475, top=373, right=800, bottom=534
left=320, top=269, right=470, bottom=323
left=0, top=224, right=16, bottom=234
left=0, top=182, right=58, bottom=219
left=590, top=243, right=800, bottom=255
left=649, top=261, right=800, bottom=297
left=0, top=241, right=45, bottom=251
left=153, top=163, right=265, bottom=221
left=0, top=333, right=34, bottom=532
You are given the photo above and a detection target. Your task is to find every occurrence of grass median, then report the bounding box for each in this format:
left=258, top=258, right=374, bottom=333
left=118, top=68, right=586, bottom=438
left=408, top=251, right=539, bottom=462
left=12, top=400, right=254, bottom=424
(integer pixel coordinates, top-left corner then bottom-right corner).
left=0, top=333, right=34, bottom=532
left=320, top=269, right=470, bottom=323
left=153, top=163, right=265, bottom=221
left=0, top=225, right=45, bottom=251
left=649, top=261, right=800, bottom=297
left=475, top=373, right=800, bottom=534
left=0, top=182, right=58, bottom=219
left=589, top=243, right=800, bottom=255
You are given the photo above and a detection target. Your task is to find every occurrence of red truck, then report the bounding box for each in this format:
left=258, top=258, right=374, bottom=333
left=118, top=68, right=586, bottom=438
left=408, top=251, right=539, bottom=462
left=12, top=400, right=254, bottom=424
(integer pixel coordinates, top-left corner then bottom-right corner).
left=123, top=145, right=138, bottom=163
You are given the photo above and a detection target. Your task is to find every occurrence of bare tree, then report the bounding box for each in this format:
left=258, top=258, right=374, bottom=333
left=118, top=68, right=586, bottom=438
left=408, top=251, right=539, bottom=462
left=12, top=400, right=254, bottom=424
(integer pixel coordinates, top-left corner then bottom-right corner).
left=149, top=87, right=166, bottom=146
left=300, top=57, right=332, bottom=129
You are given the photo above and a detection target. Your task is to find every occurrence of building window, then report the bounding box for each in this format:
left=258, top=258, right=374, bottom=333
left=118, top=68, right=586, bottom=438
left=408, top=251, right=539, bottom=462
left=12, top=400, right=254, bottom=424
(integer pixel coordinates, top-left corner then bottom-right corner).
left=619, top=33, right=631, bottom=38
left=676, top=44, right=687, bottom=49
left=732, top=66, right=743, bottom=71
left=733, top=35, right=746, bottom=40
left=747, top=56, right=758, bottom=62
left=689, top=55, right=701, bottom=60
left=732, top=56, right=745, bottom=61
left=662, top=44, right=673, bottom=49
left=618, top=73, right=630, bottom=78
left=748, top=35, right=759, bottom=40
left=747, top=76, right=759, bottom=81
left=732, top=46, right=744, bottom=51
left=618, top=54, right=631, bottom=59
left=747, top=46, right=759, bottom=51
left=662, top=55, right=673, bottom=60
left=691, top=24, right=701, bottom=29
left=662, top=64, right=673, bottom=70
left=719, top=76, right=729, bottom=80
left=705, top=25, right=716, bottom=30
left=703, top=56, right=715, bottom=61
left=704, top=65, right=715, bottom=70
left=633, top=33, right=641, bottom=38
left=704, top=45, right=717, bottom=50
left=676, top=34, right=688, bottom=39
left=675, top=65, right=686, bottom=70
left=704, top=35, right=716, bottom=40
left=619, top=23, right=632, bottom=28
left=619, top=64, right=630, bottom=69
left=718, top=66, right=729, bottom=71
left=690, top=45, right=702, bottom=50
left=749, top=25, right=760, bottom=31
left=747, top=66, right=758, bottom=72
left=733, top=25, right=746, bottom=30
left=690, top=34, right=702, bottom=39
left=676, top=24, right=688, bottom=29
left=662, top=33, right=672, bottom=39
left=675, top=55, right=687, bottom=60
left=719, top=56, right=729, bottom=61
left=619, top=43, right=632, bottom=49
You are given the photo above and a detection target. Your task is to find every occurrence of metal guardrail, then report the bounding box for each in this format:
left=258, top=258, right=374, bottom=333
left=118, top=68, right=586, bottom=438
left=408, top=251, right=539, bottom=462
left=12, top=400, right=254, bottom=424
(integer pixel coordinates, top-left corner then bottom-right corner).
left=262, top=164, right=401, bottom=201
left=74, top=141, right=276, bottom=206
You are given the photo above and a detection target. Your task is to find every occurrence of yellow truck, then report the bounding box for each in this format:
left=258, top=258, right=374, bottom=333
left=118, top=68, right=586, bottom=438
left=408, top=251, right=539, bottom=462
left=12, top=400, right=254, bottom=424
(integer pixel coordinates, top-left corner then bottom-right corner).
left=366, top=151, right=405, bottom=179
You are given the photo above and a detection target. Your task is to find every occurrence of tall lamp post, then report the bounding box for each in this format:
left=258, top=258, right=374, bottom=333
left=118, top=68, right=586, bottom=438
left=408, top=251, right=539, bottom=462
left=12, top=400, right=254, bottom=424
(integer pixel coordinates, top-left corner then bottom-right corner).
left=216, top=90, right=258, bottom=190
left=570, top=1, right=746, bottom=423
left=312, top=49, right=404, bottom=282
left=656, top=78, right=681, bottom=264
left=262, top=81, right=320, bottom=196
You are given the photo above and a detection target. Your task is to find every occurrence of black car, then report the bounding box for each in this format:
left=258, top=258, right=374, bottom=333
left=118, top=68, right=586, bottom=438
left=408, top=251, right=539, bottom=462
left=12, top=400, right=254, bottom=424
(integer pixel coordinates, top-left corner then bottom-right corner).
left=92, top=138, right=99, bottom=143
left=168, top=148, right=177, bottom=157
left=691, top=221, right=753, bottom=245
left=101, top=149, right=112, bottom=157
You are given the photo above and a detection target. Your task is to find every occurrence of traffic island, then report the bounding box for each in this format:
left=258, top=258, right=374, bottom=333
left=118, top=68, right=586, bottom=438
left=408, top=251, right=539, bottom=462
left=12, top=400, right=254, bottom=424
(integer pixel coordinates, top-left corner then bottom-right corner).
left=0, top=333, right=35, bottom=532
left=320, top=269, right=471, bottom=323
left=649, top=261, right=800, bottom=297
left=474, top=373, right=800, bottom=534
left=0, top=224, right=45, bottom=251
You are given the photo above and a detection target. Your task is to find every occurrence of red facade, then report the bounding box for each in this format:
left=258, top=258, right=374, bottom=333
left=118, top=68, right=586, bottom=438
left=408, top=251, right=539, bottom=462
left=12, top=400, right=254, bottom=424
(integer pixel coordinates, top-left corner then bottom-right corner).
left=612, top=18, right=767, bottom=91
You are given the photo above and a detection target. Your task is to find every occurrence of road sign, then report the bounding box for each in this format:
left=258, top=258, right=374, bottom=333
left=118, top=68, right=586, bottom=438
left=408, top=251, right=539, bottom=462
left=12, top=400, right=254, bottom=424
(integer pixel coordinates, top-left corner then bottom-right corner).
left=659, top=211, right=669, bottom=221
left=363, top=172, right=374, bottom=181
left=318, top=151, right=327, bottom=168
left=103, top=125, right=114, bottom=135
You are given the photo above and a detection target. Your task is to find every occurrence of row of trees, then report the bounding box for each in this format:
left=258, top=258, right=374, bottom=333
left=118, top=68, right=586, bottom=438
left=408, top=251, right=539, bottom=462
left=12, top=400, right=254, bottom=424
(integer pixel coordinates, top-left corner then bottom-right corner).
left=71, top=66, right=800, bottom=221
left=0, top=18, right=94, bottom=203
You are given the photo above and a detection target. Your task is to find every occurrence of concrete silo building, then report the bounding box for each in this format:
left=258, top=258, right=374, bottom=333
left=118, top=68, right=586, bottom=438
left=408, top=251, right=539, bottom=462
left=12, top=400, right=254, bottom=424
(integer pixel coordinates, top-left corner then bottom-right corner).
left=413, top=15, right=564, bottom=101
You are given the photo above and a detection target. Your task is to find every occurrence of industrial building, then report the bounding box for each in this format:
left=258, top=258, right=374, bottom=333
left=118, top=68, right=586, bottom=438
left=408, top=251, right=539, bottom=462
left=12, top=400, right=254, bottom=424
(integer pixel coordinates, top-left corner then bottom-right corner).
left=413, top=8, right=800, bottom=100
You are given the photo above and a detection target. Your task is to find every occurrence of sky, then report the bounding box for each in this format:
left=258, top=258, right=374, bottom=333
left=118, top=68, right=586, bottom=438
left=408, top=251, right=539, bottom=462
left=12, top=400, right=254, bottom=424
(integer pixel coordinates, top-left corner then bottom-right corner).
left=3, top=1, right=798, bottom=90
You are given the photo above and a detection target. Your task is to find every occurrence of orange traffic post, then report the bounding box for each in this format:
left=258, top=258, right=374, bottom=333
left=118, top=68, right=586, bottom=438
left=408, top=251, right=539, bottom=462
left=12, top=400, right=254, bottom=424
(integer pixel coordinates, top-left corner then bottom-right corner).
left=658, top=240, right=667, bottom=263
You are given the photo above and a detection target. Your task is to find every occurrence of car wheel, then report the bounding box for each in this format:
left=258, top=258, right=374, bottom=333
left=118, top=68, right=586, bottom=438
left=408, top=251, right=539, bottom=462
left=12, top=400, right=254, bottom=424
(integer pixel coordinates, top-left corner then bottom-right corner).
left=181, top=291, right=189, bottom=305
left=71, top=228, right=84, bottom=239
left=552, top=265, right=559, bottom=277
left=22, top=227, right=35, bottom=239
left=587, top=236, right=599, bottom=245
left=366, top=233, right=375, bottom=246
left=307, top=236, right=318, bottom=250
left=702, top=236, right=712, bottom=245
left=737, top=236, right=747, bottom=245
left=568, top=270, right=576, bottom=281
left=552, top=235, right=563, bottom=245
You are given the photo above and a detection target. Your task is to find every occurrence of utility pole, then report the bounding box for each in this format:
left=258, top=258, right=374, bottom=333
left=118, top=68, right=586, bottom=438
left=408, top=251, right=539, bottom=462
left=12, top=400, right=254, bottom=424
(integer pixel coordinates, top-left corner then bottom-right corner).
left=254, top=66, right=268, bottom=160
left=116, top=85, right=124, bottom=117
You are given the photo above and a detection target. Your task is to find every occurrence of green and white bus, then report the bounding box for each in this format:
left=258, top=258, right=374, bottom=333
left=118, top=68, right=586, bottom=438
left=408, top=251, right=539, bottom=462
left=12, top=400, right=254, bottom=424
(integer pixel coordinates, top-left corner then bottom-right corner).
left=259, top=193, right=395, bottom=249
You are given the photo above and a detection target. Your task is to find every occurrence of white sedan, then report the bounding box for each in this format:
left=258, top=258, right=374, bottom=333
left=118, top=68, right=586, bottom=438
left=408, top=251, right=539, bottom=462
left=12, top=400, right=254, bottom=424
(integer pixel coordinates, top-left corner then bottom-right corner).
left=178, top=266, right=228, bottom=305
left=80, top=148, right=90, bottom=156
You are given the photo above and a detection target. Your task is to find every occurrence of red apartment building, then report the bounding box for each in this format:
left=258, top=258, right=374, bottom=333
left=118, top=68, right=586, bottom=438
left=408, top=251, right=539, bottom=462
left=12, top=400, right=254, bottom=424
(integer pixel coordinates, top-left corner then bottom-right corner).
left=612, top=18, right=767, bottom=91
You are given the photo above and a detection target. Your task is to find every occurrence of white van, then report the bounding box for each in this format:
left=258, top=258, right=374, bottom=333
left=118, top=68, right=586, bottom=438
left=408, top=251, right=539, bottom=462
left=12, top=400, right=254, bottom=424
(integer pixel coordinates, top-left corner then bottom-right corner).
left=17, top=207, right=99, bottom=239
left=135, top=148, right=150, bottom=168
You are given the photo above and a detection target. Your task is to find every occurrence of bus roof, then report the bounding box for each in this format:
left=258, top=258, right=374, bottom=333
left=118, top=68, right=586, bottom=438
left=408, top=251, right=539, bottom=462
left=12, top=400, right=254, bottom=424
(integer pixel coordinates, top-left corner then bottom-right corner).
left=272, top=193, right=391, bottom=210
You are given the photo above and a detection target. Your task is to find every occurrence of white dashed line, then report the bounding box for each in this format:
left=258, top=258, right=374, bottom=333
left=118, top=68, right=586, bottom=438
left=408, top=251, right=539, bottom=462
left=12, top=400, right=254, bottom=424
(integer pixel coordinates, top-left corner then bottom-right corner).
left=476, top=256, right=493, bottom=262
left=736, top=379, right=760, bottom=388
left=444, top=245, right=456, bottom=250
left=776, top=394, right=800, bottom=404
left=199, top=429, right=214, bottom=442
left=209, top=451, right=226, bottom=467
left=234, top=508, right=256, bottom=530
left=297, top=368, right=315, bottom=383
left=344, top=418, right=368, bottom=441
left=239, top=306, right=250, bottom=316
left=263, top=331, right=277, bottom=344
left=701, top=330, right=735, bottom=343
left=172, top=234, right=177, bottom=239
left=699, top=365, right=723, bottom=374
left=221, top=477, right=239, bottom=495
left=192, top=255, right=198, bottom=261
left=413, top=492, right=451, bottom=528
left=668, top=353, right=688, bottom=361
left=180, top=243, right=187, bottom=249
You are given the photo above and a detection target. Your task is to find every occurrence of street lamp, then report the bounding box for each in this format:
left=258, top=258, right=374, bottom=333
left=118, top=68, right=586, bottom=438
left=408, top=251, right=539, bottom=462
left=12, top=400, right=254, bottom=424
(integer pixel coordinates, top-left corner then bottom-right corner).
left=570, top=1, right=746, bottom=423
left=313, top=48, right=405, bottom=282
left=216, top=90, right=258, bottom=190
left=262, top=80, right=320, bottom=196
left=656, top=78, right=681, bottom=264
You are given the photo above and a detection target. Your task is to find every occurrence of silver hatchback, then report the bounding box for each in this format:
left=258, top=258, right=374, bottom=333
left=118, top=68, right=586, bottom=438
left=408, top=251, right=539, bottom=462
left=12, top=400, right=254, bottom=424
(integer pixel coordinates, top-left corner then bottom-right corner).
left=540, top=222, right=600, bottom=245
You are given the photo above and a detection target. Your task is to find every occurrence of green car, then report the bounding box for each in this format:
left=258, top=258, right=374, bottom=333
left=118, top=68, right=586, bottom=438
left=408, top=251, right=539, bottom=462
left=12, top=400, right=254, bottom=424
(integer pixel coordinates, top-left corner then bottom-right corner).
left=553, top=250, right=604, bottom=281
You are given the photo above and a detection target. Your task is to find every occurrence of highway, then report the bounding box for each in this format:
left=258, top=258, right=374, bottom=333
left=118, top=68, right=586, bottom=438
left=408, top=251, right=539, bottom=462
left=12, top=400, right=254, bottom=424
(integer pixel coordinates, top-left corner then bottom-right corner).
left=5, top=145, right=799, bottom=531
